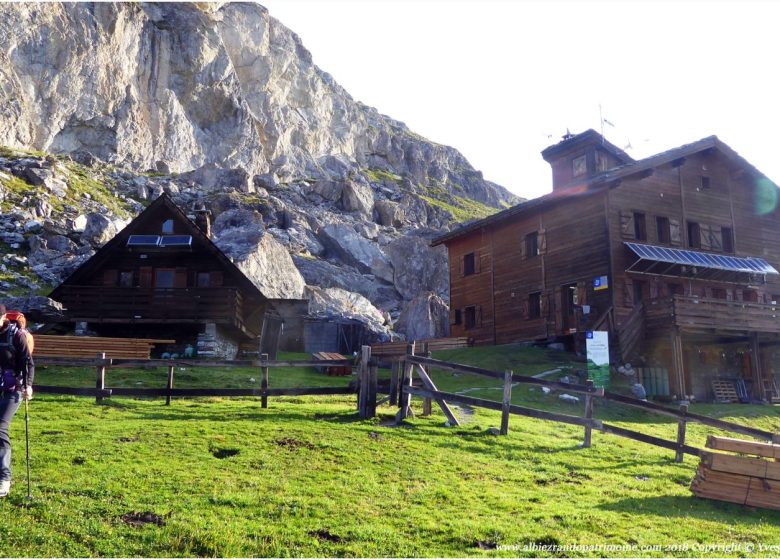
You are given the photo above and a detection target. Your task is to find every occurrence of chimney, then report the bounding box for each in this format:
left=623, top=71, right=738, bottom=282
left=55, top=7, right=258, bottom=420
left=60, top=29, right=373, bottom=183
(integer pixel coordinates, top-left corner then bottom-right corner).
left=194, top=205, right=212, bottom=239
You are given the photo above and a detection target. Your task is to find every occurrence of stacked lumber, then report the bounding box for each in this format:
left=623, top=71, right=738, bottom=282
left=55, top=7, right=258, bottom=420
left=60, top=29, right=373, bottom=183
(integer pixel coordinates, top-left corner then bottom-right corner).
left=312, top=352, right=352, bottom=376
left=35, top=335, right=175, bottom=360
left=370, top=336, right=470, bottom=357
left=691, top=435, right=780, bottom=510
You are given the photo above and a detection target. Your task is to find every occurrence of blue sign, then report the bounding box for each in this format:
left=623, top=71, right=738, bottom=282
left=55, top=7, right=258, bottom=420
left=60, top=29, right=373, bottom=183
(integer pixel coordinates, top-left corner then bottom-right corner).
left=593, top=275, right=609, bottom=291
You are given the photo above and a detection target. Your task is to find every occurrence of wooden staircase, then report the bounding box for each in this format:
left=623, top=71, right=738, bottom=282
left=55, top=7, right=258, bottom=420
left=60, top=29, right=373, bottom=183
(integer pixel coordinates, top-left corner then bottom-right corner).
left=616, top=302, right=645, bottom=363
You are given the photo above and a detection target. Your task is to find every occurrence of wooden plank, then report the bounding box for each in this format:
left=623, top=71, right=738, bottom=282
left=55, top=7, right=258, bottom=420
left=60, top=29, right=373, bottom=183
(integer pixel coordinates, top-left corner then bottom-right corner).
left=166, top=365, right=174, bottom=406
left=600, top=422, right=701, bottom=456
left=702, top=451, right=780, bottom=481
left=675, top=404, right=688, bottom=463
left=408, top=355, right=603, bottom=396
left=583, top=379, right=594, bottom=448
left=35, top=386, right=112, bottom=397
left=95, top=352, right=106, bottom=404
left=413, top=365, right=461, bottom=427
left=706, top=435, right=780, bottom=458
left=406, top=387, right=601, bottom=429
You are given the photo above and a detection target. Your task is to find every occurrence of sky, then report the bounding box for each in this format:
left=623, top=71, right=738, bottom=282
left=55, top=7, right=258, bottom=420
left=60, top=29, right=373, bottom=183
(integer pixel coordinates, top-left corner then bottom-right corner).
left=260, top=0, right=780, bottom=200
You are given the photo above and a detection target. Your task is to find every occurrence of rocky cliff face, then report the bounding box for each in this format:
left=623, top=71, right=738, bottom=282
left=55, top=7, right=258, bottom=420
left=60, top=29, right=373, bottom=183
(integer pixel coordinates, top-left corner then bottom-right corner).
left=0, top=2, right=518, bottom=340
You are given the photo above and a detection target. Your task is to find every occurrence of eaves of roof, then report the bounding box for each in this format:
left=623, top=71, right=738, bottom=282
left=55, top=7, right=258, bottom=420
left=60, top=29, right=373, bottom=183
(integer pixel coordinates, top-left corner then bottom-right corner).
left=431, top=135, right=775, bottom=247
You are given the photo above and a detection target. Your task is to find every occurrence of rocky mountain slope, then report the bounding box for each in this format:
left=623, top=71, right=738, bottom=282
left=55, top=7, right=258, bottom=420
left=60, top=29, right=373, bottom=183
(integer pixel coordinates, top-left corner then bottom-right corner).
left=0, top=2, right=518, bottom=340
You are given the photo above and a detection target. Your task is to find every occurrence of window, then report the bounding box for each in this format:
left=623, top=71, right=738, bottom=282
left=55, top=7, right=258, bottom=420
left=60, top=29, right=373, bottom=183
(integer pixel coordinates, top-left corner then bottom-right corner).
left=721, top=226, right=734, bottom=253
left=525, top=232, right=539, bottom=258
left=743, top=290, right=759, bottom=303
left=155, top=269, right=175, bottom=289
left=711, top=288, right=727, bottom=300
left=572, top=155, right=587, bottom=177
left=633, top=212, right=647, bottom=241
left=528, top=292, right=542, bottom=319
left=667, top=283, right=683, bottom=296
left=463, top=252, right=476, bottom=276
left=633, top=281, right=645, bottom=305
left=464, top=306, right=477, bottom=329
left=687, top=221, right=701, bottom=248
left=119, top=271, right=133, bottom=288
left=656, top=216, right=671, bottom=244
left=197, top=272, right=211, bottom=287
left=701, top=176, right=711, bottom=190
left=453, top=309, right=462, bottom=325
left=162, top=219, right=174, bottom=234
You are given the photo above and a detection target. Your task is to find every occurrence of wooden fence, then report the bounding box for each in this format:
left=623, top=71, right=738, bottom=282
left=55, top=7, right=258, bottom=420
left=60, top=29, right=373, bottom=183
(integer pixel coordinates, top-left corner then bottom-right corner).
left=32, top=344, right=779, bottom=462
left=35, top=350, right=380, bottom=418
left=394, top=353, right=779, bottom=462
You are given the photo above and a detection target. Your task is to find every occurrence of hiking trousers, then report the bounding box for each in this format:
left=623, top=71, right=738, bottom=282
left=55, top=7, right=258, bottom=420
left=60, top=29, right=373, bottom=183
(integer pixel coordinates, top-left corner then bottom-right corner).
left=0, top=391, right=21, bottom=482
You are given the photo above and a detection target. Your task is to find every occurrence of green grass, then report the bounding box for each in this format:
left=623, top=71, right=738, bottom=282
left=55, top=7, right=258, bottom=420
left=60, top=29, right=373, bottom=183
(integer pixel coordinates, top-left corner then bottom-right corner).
left=364, top=168, right=402, bottom=184
left=3, top=345, right=780, bottom=557
left=64, top=163, right=131, bottom=218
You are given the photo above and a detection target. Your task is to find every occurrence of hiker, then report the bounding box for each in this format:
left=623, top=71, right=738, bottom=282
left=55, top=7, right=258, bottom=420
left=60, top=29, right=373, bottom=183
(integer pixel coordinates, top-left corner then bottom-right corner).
left=0, top=304, right=34, bottom=498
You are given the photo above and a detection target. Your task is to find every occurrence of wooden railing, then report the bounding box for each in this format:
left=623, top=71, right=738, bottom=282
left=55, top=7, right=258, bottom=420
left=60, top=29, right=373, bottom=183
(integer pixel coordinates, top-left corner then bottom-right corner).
left=56, top=286, right=248, bottom=330
left=671, top=295, right=780, bottom=334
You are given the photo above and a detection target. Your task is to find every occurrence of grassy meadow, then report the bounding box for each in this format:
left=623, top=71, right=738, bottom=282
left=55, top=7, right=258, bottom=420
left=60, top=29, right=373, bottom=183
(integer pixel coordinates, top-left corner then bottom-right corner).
left=2, top=346, right=780, bottom=557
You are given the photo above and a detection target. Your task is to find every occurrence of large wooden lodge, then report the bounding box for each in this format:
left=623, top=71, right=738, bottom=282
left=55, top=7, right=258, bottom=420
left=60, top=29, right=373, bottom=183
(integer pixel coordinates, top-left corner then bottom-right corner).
left=49, top=194, right=272, bottom=358
left=433, top=130, right=780, bottom=403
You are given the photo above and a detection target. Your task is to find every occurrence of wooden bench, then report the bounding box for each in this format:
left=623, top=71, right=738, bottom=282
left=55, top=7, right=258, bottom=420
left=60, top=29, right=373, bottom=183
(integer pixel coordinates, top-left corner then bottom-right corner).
left=312, top=352, right=352, bottom=376
left=34, top=335, right=176, bottom=360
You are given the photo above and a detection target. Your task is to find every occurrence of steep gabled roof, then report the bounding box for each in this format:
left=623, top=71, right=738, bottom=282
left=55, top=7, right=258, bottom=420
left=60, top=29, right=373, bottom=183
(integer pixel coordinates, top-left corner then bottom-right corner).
left=432, top=135, right=777, bottom=247
left=49, top=193, right=267, bottom=302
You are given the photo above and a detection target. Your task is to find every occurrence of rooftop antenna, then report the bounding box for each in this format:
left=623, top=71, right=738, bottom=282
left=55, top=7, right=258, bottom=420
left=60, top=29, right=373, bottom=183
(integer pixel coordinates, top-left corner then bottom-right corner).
left=599, top=103, right=615, bottom=143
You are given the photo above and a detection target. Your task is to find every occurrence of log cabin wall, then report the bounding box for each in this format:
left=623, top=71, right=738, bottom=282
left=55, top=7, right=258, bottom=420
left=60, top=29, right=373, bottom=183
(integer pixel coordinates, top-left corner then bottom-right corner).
left=447, top=191, right=612, bottom=346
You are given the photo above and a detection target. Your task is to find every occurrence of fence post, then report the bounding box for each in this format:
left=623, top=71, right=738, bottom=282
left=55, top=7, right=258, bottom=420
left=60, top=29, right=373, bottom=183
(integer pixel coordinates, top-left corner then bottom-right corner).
left=422, top=350, right=433, bottom=416
left=500, top=369, right=513, bottom=435
left=396, top=342, right=415, bottom=422
left=675, top=403, right=688, bottom=463
left=260, top=353, right=269, bottom=409
left=358, top=345, right=371, bottom=418
left=368, top=350, right=378, bottom=418
left=389, top=360, right=399, bottom=406
left=95, top=352, right=106, bottom=404
left=166, top=365, right=175, bottom=406
left=583, top=379, right=594, bottom=448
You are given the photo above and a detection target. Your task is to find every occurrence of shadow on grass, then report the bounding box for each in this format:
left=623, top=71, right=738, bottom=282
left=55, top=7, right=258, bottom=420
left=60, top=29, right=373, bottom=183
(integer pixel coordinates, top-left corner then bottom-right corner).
left=599, top=494, right=780, bottom=522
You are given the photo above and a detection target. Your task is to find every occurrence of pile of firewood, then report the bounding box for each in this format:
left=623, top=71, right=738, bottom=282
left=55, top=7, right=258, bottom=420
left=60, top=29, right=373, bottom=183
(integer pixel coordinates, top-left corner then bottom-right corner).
left=691, top=435, right=780, bottom=511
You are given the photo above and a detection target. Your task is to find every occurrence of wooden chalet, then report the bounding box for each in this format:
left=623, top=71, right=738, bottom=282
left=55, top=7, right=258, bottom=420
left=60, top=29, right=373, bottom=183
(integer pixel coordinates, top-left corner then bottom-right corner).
left=433, top=130, right=780, bottom=403
left=49, top=193, right=271, bottom=359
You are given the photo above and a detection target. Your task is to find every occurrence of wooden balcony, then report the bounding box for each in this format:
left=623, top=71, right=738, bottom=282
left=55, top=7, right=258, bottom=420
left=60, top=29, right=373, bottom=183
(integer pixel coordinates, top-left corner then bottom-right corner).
left=56, top=286, right=257, bottom=337
left=645, top=295, right=780, bottom=336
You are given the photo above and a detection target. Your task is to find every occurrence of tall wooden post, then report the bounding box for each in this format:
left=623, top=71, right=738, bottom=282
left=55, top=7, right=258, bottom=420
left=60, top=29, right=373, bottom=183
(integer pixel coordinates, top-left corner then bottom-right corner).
left=422, top=351, right=433, bottom=416
left=358, top=345, right=374, bottom=418
left=95, top=352, right=106, bottom=404
left=583, top=379, right=594, bottom=448
left=260, top=353, right=269, bottom=409
left=367, top=350, right=378, bottom=418
left=389, top=361, right=400, bottom=406
left=166, top=365, right=175, bottom=406
left=396, top=342, right=415, bottom=422
left=675, top=404, right=688, bottom=463
left=751, top=332, right=764, bottom=402
left=500, top=369, right=513, bottom=435
left=670, top=328, right=685, bottom=399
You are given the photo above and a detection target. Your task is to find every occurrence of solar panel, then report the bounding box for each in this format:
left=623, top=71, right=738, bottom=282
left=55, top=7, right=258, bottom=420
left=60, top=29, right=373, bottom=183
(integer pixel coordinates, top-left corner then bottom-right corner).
left=625, top=242, right=779, bottom=275
left=127, top=235, right=161, bottom=247
left=159, top=235, right=192, bottom=247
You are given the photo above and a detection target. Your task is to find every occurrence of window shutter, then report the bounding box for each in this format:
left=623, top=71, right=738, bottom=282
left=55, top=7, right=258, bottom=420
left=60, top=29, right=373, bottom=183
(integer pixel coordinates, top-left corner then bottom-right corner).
left=623, top=279, right=634, bottom=307
left=699, top=225, right=712, bottom=250
left=709, top=227, right=723, bottom=251
left=520, top=236, right=527, bottom=261
left=650, top=279, right=659, bottom=299
left=450, top=308, right=458, bottom=326
left=139, top=266, right=153, bottom=288
left=103, top=269, right=118, bottom=286
left=669, top=219, right=682, bottom=246
left=704, top=287, right=713, bottom=299
left=538, top=229, right=547, bottom=255
left=541, top=292, right=550, bottom=318
left=620, top=211, right=635, bottom=239
left=554, top=286, right=563, bottom=331
left=475, top=305, right=483, bottom=328
left=726, top=289, right=734, bottom=302
left=210, top=271, right=224, bottom=287
left=174, top=268, right=187, bottom=289
left=475, top=251, right=481, bottom=274
left=459, top=255, right=464, bottom=277
left=735, top=289, right=744, bottom=302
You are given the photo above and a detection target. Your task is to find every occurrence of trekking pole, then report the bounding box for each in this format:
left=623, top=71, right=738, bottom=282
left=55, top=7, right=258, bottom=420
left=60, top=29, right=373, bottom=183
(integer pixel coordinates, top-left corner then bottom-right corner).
left=23, top=391, right=31, bottom=503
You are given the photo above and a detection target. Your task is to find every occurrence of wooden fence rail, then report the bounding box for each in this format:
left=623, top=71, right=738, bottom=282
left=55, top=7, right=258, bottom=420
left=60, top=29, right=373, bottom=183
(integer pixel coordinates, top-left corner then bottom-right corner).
left=34, top=348, right=377, bottom=415
left=398, top=353, right=778, bottom=463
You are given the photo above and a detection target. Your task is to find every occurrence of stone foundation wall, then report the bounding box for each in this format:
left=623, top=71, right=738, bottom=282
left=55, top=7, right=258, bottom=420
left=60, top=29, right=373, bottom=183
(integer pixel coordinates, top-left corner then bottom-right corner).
left=196, top=323, right=239, bottom=360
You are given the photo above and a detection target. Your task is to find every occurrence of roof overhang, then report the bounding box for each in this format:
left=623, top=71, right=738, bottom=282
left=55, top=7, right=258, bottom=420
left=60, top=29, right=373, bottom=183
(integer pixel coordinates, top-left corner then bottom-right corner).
left=625, top=242, right=778, bottom=284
